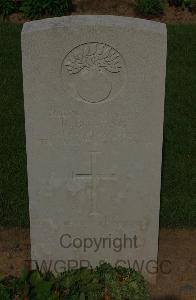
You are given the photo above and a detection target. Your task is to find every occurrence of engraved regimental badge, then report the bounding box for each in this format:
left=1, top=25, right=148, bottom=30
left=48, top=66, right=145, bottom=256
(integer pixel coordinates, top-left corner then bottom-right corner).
left=61, top=42, right=126, bottom=103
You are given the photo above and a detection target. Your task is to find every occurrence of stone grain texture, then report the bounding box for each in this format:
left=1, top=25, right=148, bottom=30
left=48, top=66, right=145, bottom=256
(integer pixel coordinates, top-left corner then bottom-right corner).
left=22, top=15, right=167, bottom=282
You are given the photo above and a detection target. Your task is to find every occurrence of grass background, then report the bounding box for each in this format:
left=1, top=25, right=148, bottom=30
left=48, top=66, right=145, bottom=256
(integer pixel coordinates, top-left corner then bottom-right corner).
left=0, top=24, right=195, bottom=228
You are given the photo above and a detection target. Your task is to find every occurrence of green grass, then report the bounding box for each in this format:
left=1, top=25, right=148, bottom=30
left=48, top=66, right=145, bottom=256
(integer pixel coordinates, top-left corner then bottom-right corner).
left=0, top=23, right=29, bottom=227
left=160, top=24, right=196, bottom=227
left=0, top=23, right=195, bottom=228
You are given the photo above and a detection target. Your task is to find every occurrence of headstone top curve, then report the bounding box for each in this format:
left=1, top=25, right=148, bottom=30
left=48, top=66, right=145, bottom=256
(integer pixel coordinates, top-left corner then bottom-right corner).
left=22, top=15, right=166, bottom=35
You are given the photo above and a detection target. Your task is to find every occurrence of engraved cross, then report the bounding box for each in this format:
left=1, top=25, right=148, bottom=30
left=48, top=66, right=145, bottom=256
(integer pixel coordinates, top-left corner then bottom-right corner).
left=74, top=151, right=116, bottom=215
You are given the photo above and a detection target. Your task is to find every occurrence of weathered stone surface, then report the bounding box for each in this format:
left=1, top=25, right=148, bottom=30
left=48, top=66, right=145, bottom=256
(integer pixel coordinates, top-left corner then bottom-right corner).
left=22, top=15, right=167, bottom=281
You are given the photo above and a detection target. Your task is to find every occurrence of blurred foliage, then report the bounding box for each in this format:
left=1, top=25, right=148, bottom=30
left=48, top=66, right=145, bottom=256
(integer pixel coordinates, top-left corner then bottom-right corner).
left=0, top=263, right=150, bottom=299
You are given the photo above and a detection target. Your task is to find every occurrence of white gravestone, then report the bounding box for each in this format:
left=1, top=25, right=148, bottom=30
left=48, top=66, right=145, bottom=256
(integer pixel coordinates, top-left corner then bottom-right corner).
left=22, top=15, right=167, bottom=282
